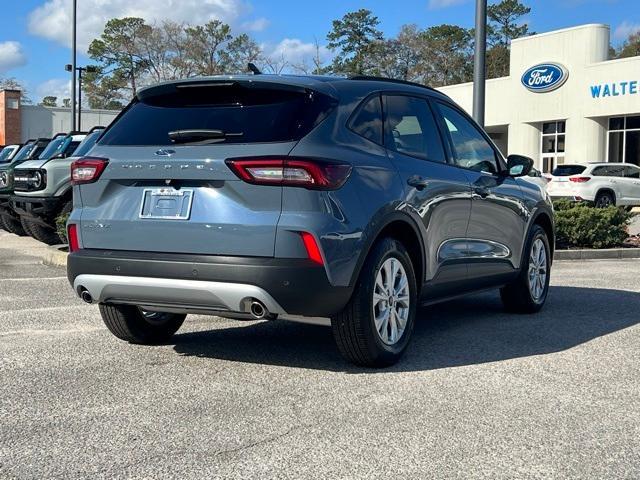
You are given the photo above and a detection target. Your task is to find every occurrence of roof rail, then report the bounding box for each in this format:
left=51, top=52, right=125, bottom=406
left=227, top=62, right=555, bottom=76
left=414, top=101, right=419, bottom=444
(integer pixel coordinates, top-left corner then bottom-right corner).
left=88, top=125, right=106, bottom=132
left=349, top=75, right=438, bottom=92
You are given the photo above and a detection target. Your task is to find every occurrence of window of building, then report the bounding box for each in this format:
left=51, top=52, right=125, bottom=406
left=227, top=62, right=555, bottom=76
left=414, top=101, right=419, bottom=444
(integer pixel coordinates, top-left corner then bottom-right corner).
left=540, top=121, right=566, bottom=173
left=608, top=116, right=640, bottom=167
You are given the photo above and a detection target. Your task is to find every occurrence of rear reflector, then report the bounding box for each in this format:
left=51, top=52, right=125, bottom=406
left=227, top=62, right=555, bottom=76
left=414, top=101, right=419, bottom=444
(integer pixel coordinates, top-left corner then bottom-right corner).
left=300, top=232, right=323, bottom=265
left=570, top=176, right=591, bottom=183
left=67, top=224, right=80, bottom=252
left=226, top=157, right=351, bottom=190
left=71, top=157, right=109, bottom=185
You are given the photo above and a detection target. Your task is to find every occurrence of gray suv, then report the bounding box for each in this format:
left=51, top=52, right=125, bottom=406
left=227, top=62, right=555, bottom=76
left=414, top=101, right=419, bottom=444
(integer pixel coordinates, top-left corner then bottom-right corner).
left=67, top=75, right=554, bottom=367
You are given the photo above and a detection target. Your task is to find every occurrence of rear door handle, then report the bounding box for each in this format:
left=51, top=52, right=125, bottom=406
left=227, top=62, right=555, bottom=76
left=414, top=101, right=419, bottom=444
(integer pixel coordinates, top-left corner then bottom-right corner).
left=407, top=176, right=429, bottom=191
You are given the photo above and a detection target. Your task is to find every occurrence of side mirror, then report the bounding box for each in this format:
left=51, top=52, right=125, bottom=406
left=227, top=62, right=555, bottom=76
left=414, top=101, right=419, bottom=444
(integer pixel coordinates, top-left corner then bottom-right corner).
left=506, top=154, right=534, bottom=177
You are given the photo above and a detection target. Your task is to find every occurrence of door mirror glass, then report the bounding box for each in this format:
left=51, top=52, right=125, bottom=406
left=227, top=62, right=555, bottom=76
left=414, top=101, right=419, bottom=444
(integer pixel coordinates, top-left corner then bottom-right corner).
left=506, top=154, right=534, bottom=177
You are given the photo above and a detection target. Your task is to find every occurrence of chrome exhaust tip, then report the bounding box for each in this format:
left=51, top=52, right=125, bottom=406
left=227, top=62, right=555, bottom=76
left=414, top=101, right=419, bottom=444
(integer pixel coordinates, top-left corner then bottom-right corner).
left=249, top=301, right=267, bottom=319
left=79, top=289, right=93, bottom=304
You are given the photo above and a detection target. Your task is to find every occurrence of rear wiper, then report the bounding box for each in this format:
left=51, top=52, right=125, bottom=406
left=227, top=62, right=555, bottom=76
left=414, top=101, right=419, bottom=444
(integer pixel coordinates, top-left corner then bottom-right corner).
left=168, top=129, right=244, bottom=145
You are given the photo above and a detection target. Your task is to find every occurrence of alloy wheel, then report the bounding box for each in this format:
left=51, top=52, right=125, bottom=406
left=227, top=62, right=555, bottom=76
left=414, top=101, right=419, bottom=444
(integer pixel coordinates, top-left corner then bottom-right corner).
left=372, top=257, right=410, bottom=345
left=527, top=238, right=548, bottom=302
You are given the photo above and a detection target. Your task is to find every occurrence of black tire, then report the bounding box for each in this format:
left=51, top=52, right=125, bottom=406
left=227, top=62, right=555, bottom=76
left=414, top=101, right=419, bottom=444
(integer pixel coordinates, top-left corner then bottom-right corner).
left=595, top=191, right=615, bottom=208
left=20, top=217, right=35, bottom=237
left=500, top=224, right=551, bottom=313
left=331, top=237, right=417, bottom=367
left=0, top=215, right=26, bottom=236
left=57, top=200, right=73, bottom=244
left=27, top=220, right=62, bottom=245
left=99, top=303, right=186, bottom=344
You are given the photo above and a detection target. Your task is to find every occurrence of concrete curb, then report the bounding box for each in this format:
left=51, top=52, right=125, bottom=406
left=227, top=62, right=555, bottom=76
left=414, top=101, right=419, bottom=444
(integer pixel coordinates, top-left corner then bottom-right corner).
left=42, top=245, right=68, bottom=267
left=555, top=248, right=640, bottom=260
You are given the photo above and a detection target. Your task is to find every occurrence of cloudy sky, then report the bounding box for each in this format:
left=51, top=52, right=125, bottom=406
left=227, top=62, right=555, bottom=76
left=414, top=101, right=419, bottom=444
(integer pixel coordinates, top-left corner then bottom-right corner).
left=0, top=0, right=637, bottom=103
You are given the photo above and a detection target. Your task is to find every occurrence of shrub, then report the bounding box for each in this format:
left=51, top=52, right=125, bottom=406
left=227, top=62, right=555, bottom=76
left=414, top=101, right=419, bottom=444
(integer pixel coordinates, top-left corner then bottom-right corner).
left=56, top=212, right=70, bottom=245
left=553, top=201, right=632, bottom=249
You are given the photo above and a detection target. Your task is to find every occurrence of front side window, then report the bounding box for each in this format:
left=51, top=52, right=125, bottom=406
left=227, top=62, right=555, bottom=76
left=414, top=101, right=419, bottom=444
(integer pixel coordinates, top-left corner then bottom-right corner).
left=438, top=103, right=498, bottom=174
left=384, top=95, right=445, bottom=162
left=349, top=95, right=383, bottom=145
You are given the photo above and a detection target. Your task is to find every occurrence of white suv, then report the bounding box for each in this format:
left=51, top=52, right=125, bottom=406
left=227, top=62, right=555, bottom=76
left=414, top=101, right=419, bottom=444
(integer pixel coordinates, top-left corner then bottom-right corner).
left=547, top=163, right=640, bottom=207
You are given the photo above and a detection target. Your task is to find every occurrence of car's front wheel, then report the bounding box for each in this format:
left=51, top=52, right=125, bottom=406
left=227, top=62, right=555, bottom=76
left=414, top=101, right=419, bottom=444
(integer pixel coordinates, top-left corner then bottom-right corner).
left=500, top=224, right=551, bottom=313
left=332, top=237, right=417, bottom=367
left=99, top=303, right=186, bottom=344
left=0, top=215, right=26, bottom=236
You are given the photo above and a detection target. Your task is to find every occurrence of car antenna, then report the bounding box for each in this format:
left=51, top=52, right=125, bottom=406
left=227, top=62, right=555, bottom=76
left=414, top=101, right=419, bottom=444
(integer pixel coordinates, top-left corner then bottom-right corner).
left=248, top=63, right=262, bottom=75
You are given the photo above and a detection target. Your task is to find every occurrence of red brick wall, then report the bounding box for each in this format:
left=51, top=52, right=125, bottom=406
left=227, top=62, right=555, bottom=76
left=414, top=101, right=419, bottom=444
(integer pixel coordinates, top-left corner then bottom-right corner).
left=0, top=90, right=21, bottom=145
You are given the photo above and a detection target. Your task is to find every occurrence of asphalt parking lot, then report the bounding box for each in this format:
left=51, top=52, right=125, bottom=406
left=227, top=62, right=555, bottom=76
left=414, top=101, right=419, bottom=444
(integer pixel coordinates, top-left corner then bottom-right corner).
left=1, top=230, right=639, bottom=479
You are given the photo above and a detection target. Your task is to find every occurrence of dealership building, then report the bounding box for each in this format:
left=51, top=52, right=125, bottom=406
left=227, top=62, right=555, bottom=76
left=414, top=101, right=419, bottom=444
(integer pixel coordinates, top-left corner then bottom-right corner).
left=439, top=23, right=640, bottom=173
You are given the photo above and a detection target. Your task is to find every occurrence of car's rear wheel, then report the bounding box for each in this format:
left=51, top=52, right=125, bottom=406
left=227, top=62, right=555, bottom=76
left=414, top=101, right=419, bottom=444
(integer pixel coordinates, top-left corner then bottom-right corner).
left=25, top=219, right=61, bottom=245
left=595, top=191, right=615, bottom=208
left=99, top=303, right=186, bottom=344
left=500, top=224, right=551, bottom=313
left=0, top=215, right=27, bottom=236
left=332, top=237, right=417, bottom=367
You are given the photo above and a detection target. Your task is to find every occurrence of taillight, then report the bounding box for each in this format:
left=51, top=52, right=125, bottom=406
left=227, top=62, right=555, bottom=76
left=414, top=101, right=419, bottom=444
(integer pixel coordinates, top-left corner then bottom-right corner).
left=67, top=224, right=80, bottom=252
left=71, top=157, right=109, bottom=185
left=300, top=232, right=323, bottom=265
left=569, top=176, right=591, bottom=183
left=226, top=157, right=351, bottom=190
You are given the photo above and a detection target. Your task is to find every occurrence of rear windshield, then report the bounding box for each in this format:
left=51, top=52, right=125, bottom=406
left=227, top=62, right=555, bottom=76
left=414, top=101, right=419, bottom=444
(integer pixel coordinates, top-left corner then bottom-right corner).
left=99, top=84, right=337, bottom=146
left=552, top=165, right=586, bottom=176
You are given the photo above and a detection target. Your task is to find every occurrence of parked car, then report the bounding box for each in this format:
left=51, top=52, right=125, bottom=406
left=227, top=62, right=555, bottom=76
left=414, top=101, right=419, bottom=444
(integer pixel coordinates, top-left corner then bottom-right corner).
left=0, top=138, right=52, bottom=234
left=0, top=144, right=22, bottom=163
left=547, top=162, right=640, bottom=207
left=522, top=167, right=550, bottom=191
left=11, top=129, right=99, bottom=244
left=66, top=75, right=554, bottom=367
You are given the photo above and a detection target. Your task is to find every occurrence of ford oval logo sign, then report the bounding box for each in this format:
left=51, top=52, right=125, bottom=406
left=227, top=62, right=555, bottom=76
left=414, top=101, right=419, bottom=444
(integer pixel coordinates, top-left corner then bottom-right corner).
left=521, top=63, right=569, bottom=93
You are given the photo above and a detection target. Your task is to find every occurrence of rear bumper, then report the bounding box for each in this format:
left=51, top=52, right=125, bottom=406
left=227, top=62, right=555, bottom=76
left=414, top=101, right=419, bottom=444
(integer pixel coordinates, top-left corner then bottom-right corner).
left=67, top=249, right=352, bottom=317
left=10, top=195, right=62, bottom=227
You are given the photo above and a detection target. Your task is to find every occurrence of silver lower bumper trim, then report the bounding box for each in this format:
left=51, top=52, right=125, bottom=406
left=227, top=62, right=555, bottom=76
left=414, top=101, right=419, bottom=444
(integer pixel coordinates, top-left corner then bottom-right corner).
left=73, top=274, right=287, bottom=315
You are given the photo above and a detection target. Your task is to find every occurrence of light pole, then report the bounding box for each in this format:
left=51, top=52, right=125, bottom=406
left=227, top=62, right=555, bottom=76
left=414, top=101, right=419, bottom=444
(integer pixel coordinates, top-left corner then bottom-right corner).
left=70, top=0, right=77, bottom=131
left=473, top=0, right=488, bottom=127
left=66, top=64, right=98, bottom=131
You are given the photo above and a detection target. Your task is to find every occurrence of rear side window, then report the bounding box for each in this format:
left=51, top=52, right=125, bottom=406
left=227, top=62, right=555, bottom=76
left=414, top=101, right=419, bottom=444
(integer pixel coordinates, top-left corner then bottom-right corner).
left=384, top=95, right=445, bottom=163
left=592, top=165, right=625, bottom=177
left=99, top=84, right=337, bottom=146
left=349, top=95, right=383, bottom=145
left=552, top=165, right=586, bottom=176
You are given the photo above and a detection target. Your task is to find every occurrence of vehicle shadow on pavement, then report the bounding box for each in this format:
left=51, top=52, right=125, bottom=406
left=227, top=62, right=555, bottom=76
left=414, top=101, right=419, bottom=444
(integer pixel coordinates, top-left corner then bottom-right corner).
left=171, top=286, right=640, bottom=372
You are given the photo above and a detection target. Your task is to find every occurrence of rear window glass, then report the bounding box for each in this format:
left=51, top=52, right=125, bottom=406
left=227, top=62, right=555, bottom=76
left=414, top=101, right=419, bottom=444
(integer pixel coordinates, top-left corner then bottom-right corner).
left=552, top=165, right=586, bottom=176
left=592, top=165, right=625, bottom=177
left=349, top=95, right=383, bottom=145
left=99, top=84, right=337, bottom=146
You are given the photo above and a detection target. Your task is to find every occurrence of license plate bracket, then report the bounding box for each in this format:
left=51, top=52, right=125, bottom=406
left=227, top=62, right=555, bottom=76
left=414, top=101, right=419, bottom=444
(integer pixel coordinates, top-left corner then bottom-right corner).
left=139, top=188, right=193, bottom=220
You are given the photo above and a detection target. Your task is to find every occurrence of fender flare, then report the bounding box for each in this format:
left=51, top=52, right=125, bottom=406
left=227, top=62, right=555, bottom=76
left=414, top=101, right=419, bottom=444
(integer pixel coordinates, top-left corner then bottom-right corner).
left=348, top=210, right=426, bottom=287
